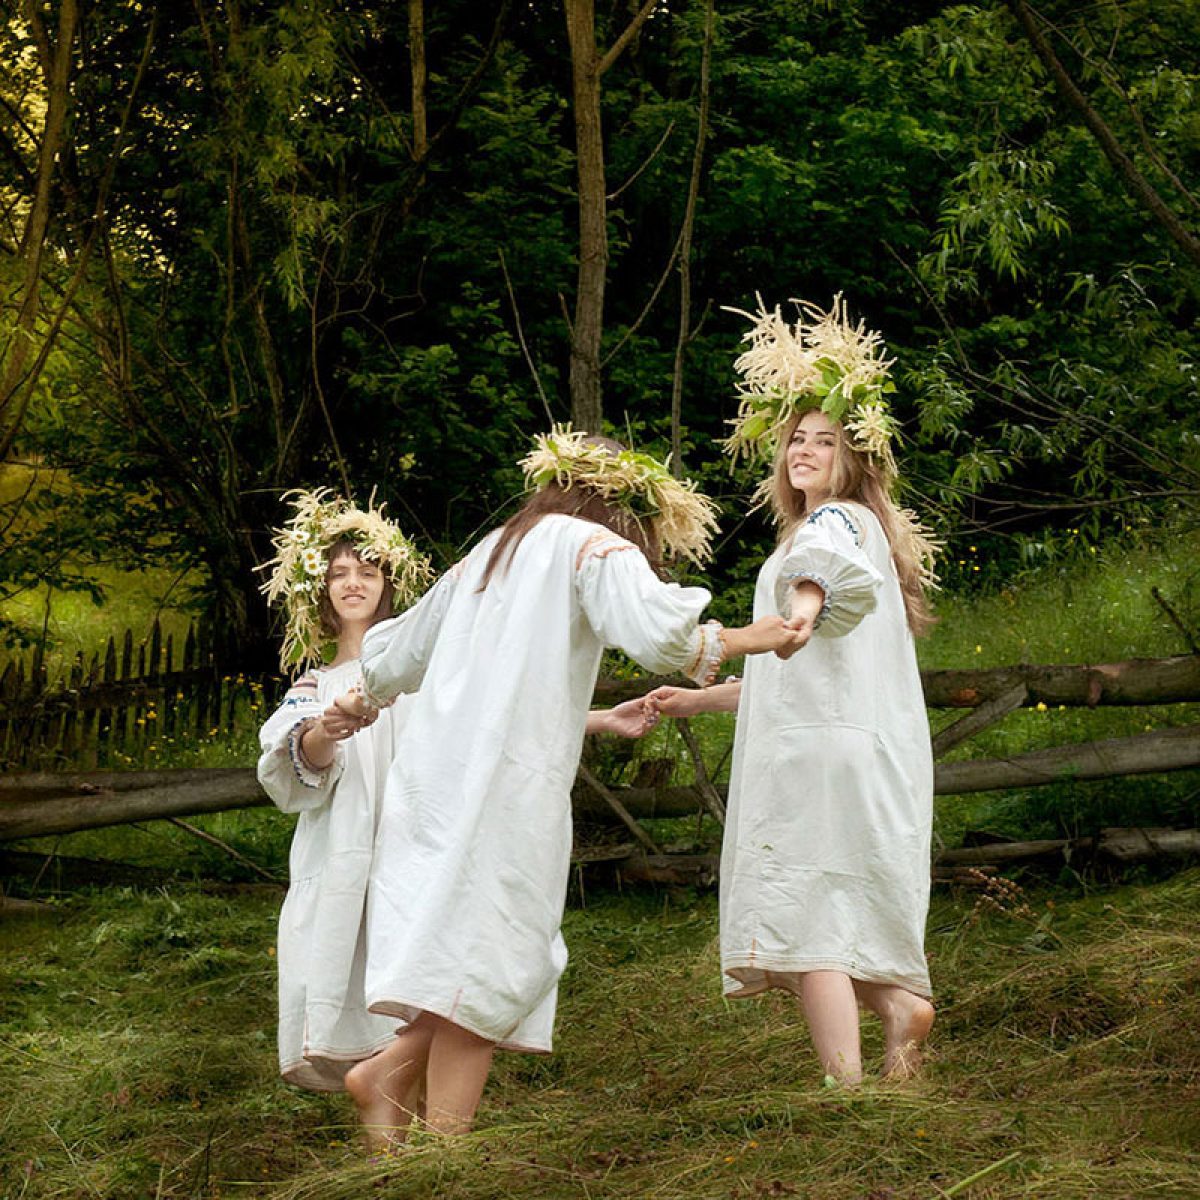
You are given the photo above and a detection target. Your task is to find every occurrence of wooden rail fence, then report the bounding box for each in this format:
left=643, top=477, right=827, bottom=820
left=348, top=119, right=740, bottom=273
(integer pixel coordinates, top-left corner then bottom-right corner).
left=0, top=621, right=281, bottom=770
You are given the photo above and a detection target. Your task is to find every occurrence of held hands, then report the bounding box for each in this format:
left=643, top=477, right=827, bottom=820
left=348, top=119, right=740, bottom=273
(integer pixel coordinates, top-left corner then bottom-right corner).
left=588, top=698, right=660, bottom=739
left=644, top=685, right=705, bottom=719
left=737, top=614, right=809, bottom=660
left=782, top=580, right=826, bottom=649
left=299, top=688, right=381, bottom=771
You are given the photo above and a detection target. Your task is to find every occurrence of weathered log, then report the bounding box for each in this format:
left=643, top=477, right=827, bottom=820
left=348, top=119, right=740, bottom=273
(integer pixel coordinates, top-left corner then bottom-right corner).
left=932, top=683, right=1027, bottom=758
left=3, top=726, right=1197, bottom=842
left=934, top=725, right=1200, bottom=792
left=0, top=770, right=267, bottom=841
left=1095, top=826, right=1200, bottom=863
left=0, top=767, right=251, bottom=800
left=593, top=655, right=1200, bottom=709
left=608, top=827, right=1200, bottom=887
left=592, top=725, right=1200, bottom=818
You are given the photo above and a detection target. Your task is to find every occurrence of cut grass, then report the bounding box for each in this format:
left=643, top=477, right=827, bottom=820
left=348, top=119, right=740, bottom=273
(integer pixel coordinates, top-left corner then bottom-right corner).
left=2, top=872, right=1198, bottom=1198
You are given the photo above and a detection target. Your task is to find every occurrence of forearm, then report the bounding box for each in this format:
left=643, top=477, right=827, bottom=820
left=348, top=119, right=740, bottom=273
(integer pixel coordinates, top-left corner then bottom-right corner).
left=585, top=708, right=619, bottom=735
left=689, top=680, right=742, bottom=713
left=299, top=721, right=338, bottom=770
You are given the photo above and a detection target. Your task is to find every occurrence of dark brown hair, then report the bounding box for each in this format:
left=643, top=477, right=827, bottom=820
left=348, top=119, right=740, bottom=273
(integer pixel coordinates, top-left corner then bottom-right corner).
left=317, top=540, right=396, bottom=638
left=479, top=437, right=659, bottom=590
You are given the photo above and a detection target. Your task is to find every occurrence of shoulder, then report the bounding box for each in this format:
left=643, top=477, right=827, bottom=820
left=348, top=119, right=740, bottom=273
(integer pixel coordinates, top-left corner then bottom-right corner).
left=802, top=502, right=868, bottom=547
left=282, top=668, right=322, bottom=705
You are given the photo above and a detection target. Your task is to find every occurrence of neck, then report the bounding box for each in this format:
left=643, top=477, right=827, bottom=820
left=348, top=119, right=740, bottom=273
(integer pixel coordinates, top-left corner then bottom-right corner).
left=329, top=621, right=369, bottom=665
left=803, top=487, right=832, bottom=512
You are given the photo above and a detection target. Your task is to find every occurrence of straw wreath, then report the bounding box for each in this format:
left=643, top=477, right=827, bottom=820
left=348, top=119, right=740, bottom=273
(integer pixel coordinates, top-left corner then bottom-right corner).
left=723, top=293, right=899, bottom=469
left=520, top=426, right=721, bottom=566
left=260, top=489, right=434, bottom=671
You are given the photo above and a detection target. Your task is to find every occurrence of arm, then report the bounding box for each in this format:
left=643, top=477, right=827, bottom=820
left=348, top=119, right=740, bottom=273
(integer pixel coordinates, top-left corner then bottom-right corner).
left=773, top=505, right=882, bottom=637
left=646, top=680, right=742, bottom=717
left=783, top=579, right=826, bottom=642
left=576, top=543, right=806, bottom=686
left=256, top=676, right=346, bottom=812
left=360, top=568, right=457, bottom=704
left=298, top=690, right=379, bottom=770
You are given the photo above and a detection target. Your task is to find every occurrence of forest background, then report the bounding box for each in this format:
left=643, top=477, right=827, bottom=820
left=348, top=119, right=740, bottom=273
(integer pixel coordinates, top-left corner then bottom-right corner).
left=3, top=4, right=1200, bottom=1198
left=2, top=0, right=1198, bottom=661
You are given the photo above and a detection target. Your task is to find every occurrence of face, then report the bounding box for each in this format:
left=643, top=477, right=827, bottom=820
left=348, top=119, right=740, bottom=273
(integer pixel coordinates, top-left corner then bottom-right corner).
left=785, top=409, right=838, bottom=503
left=325, top=549, right=386, bottom=628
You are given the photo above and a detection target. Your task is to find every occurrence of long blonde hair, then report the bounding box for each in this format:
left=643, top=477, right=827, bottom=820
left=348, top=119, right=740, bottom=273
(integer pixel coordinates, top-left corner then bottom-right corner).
left=767, top=411, right=937, bottom=636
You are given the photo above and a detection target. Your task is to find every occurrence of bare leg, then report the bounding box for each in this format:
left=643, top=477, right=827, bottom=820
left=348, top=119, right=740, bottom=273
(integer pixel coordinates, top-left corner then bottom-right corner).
left=422, top=1015, right=497, bottom=1135
left=797, top=970, right=862, bottom=1085
left=852, top=980, right=935, bottom=1080
left=345, top=1016, right=435, bottom=1150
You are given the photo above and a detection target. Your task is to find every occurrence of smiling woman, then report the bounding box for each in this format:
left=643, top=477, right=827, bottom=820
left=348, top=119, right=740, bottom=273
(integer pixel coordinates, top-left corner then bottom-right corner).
left=254, top=493, right=433, bottom=1115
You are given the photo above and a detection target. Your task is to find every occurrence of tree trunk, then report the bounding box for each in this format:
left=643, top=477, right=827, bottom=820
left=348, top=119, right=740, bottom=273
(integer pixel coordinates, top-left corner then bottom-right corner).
left=410, top=0, right=428, bottom=159
left=0, top=0, right=78, bottom=461
left=669, top=0, right=714, bottom=473
left=563, top=0, right=606, bottom=432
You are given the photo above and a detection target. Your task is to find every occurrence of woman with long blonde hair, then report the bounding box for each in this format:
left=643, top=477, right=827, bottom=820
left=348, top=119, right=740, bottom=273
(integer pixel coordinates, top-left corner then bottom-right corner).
left=647, top=297, right=939, bottom=1085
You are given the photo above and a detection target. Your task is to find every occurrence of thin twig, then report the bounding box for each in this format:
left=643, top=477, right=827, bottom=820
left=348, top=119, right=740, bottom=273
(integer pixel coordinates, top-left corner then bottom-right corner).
left=165, top=817, right=281, bottom=883
left=676, top=716, right=725, bottom=824
left=498, top=247, right=554, bottom=424
left=577, top=763, right=661, bottom=854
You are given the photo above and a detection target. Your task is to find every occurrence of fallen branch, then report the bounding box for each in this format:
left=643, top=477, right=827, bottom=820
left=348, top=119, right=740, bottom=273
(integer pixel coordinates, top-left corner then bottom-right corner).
left=3, top=725, right=1197, bottom=842
left=592, top=655, right=1200, bottom=709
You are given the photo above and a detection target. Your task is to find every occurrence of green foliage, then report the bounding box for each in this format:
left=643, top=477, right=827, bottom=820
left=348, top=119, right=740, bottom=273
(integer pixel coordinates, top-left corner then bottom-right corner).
left=3, top=0, right=1199, bottom=657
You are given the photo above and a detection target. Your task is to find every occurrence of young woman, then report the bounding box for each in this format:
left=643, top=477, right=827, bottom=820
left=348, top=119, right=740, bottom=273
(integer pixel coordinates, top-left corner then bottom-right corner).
left=257, top=489, right=653, bottom=1144
left=647, top=298, right=940, bottom=1085
left=256, top=492, right=434, bottom=1105
left=338, top=430, right=806, bottom=1145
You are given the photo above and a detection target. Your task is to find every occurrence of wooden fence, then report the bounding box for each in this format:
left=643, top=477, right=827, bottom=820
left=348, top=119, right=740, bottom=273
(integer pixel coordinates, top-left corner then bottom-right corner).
left=0, top=621, right=282, bottom=770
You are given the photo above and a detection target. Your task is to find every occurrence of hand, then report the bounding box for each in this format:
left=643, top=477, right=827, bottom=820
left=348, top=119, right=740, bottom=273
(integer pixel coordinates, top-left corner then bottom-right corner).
left=588, top=698, right=659, bottom=738
left=318, top=699, right=368, bottom=740
left=330, top=688, right=380, bottom=726
left=738, top=614, right=808, bottom=658
left=646, top=685, right=703, bottom=718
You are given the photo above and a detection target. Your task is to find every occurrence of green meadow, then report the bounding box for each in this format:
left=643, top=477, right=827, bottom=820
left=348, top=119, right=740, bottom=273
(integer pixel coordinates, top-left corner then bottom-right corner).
left=2, top=535, right=1198, bottom=1198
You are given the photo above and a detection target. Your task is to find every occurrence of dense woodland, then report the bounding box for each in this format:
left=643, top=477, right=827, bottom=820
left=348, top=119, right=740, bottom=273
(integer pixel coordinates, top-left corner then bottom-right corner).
left=2, top=0, right=1198, bottom=664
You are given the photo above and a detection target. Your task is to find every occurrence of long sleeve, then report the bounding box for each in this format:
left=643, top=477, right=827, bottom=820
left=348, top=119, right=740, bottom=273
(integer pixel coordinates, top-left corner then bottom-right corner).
left=360, top=568, right=458, bottom=704
left=774, top=503, right=883, bottom=637
left=256, top=673, right=346, bottom=813
left=575, top=534, right=722, bottom=685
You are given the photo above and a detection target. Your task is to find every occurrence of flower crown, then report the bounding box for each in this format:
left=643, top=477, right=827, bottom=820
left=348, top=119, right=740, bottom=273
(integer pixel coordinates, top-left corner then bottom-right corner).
left=520, top=426, right=720, bottom=566
left=723, top=293, right=899, bottom=470
left=260, top=488, right=435, bottom=671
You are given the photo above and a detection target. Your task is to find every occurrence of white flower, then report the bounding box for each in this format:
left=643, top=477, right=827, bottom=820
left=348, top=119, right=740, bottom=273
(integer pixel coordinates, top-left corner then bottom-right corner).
left=302, top=547, right=325, bottom=577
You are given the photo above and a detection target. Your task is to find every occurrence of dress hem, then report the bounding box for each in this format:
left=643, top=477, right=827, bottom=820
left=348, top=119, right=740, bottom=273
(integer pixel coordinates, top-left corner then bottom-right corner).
left=722, top=957, right=932, bottom=1000
left=280, top=1032, right=400, bottom=1092
left=366, top=995, right=553, bottom=1056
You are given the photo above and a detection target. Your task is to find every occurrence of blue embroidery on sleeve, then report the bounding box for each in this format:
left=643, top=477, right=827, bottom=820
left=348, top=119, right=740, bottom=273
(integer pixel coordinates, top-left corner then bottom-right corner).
left=805, top=505, right=861, bottom=547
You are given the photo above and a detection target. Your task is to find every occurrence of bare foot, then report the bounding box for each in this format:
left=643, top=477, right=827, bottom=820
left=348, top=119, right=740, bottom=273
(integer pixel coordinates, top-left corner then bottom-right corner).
left=881, top=994, right=935, bottom=1081
left=345, top=1040, right=425, bottom=1151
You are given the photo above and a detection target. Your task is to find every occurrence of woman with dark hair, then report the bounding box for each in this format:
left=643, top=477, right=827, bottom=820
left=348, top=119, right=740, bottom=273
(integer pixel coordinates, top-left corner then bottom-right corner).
left=340, top=429, right=805, bottom=1145
left=256, top=493, right=433, bottom=1102
left=647, top=298, right=940, bottom=1086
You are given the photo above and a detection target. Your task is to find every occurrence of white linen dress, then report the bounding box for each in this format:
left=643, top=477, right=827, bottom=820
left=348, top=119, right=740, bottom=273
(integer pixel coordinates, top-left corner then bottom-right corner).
left=360, top=513, right=724, bottom=1052
left=257, top=659, right=407, bottom=1090
left=721, top=501, right=933, bottom=999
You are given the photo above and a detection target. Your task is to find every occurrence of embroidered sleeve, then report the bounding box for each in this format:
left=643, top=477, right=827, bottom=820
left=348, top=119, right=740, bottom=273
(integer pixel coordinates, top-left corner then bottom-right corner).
left=576, top=538, right=715, bottom=677
left=775, top=504, right=882, bottom=637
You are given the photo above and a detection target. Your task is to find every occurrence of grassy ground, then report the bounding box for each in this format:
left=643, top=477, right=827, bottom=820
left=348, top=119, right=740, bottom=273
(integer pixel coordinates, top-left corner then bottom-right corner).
left=2, top=871, right=1198, bottom=1199
left=2, top=531, right=1198, bottom=1196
